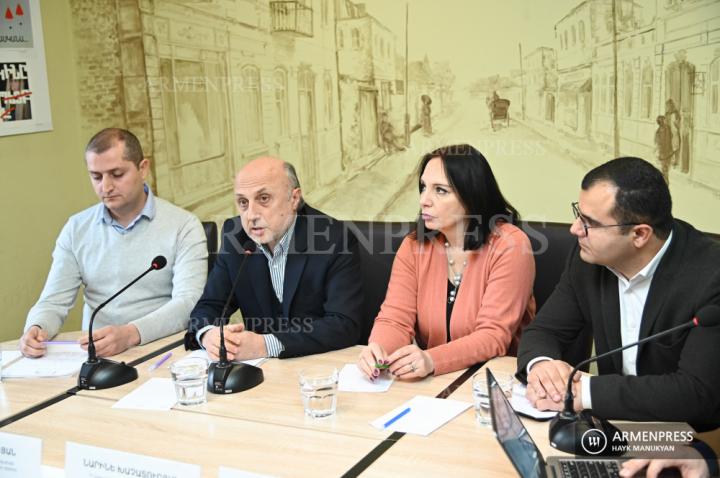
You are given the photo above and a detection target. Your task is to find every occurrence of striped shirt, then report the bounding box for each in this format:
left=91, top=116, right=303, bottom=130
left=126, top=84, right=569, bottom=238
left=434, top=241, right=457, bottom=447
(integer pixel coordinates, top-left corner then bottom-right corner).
left=255, top=217, right=297, bottom=357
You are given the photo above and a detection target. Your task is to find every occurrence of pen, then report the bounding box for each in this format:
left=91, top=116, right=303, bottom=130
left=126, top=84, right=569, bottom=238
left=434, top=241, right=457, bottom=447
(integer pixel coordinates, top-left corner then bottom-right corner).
left=374, top=362, right=390, bottom=370
left=383, top=407, right=411, bottom=428
left=149, top=352, right=172, bottom=371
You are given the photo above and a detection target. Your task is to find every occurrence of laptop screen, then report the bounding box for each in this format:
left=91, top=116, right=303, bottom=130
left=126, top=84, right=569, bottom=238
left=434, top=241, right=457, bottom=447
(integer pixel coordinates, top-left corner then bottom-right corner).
left=488, top=368, right=545, bottom=478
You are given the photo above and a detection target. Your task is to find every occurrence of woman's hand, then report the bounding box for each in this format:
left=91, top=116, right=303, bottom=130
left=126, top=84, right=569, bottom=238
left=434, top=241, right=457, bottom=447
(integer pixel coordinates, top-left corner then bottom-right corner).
left=387, top=344, right=434, bottom=380
left=357, top=343, right=388, bottom=381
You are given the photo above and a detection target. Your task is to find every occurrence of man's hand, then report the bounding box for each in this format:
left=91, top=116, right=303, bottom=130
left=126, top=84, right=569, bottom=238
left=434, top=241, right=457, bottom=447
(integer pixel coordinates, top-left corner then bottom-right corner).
left=387, top=344, right=434, bottom=380
left=357, top=343, right=388, bottom=381
left=20, top=326, right=49, bottom=358
left=527, top=377, right=582, bottom=412
left=201, top=323, right=267, bottom=361
left=526, top=359, right=578, bottom=404
left=79, top=324, right=141, bottom=357
left=620, top=446, right=708, bottom=478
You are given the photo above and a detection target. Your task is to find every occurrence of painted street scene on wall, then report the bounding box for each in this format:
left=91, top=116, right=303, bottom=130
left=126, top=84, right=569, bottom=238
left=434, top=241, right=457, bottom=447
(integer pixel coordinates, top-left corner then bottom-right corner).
left=69, top=0, right=720, bottom=231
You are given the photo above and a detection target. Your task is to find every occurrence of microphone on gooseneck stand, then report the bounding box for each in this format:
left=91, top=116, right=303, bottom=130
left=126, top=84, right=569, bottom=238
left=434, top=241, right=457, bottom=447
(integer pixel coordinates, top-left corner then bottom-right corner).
left=207, top=239, right=264, bottom=394
left=549, top=305, right=720, bottom=456
left=78, top=255, right=168, bottom=390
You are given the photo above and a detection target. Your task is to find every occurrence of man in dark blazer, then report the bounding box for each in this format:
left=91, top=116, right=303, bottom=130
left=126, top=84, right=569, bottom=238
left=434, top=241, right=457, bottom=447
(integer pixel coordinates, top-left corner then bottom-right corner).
left=517, top=157, right=720, bottom=430
left=185, top=156, right=364, bottom=359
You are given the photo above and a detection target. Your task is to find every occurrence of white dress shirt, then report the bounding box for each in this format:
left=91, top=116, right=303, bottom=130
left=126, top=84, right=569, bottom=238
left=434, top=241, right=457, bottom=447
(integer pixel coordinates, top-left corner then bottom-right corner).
left=529, top=231, right=673, bottom=410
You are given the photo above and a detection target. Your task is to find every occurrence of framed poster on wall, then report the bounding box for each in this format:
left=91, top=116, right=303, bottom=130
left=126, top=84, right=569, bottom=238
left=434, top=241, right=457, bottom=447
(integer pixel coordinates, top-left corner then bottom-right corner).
left=0, top=0, right=52, bottom=136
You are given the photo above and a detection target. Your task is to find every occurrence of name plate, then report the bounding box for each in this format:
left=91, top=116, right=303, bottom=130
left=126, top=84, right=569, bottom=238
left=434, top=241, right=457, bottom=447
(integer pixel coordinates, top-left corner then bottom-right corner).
left=0, top=432, right=42, bottom=478
left=65, top=442, right=200, bottom=478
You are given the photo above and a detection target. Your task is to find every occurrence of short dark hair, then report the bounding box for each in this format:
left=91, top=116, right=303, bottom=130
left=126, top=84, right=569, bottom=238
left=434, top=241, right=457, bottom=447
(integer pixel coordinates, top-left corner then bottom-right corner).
left=85, top=128, right=144, bottom=168
left=413, top=143, right=519, bottom=250
left=581, top=156, right=673, bottom=239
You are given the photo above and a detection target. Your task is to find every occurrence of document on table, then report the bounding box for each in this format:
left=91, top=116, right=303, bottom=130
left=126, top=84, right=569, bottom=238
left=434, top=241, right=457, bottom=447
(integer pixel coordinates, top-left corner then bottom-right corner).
left=112, top=378, right=177, bottom=411
left=510, top=383, right=558, bottom=420
left=187, top=349, right=266, bottom=367
left=371, top=395, right=472, bottom=436
left=1, top=350, right=22, bottom=368
left=338, top=364, right=393, bottom=392
left=42, top=465, right=65, bottom=478
left=2, top=344, right=86, bottom=378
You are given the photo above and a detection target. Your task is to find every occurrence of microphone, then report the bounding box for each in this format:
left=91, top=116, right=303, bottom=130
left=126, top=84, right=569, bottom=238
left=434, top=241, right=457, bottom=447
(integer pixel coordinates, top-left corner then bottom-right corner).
left=207, top=239, right=264, bottom=394
left=77, top=255, right=167, bottom=390
left=549, top=305, right=720, bottom=455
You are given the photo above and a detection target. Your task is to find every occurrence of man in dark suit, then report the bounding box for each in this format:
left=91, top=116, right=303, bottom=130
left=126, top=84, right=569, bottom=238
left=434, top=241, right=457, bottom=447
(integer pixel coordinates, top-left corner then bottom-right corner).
left=185, top=156, right=364, bottom=359
left=517, top=157, right=720, bottom=430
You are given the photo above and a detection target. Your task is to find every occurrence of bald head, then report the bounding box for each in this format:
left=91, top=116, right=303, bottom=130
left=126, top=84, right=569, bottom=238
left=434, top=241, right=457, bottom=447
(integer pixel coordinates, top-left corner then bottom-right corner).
left=234, top=156, right=303, bottom=250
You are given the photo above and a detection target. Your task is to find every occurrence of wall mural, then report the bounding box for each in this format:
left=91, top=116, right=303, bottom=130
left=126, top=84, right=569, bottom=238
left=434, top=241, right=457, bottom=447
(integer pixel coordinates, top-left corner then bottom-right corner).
left=69, top=0, right=720, bottom=231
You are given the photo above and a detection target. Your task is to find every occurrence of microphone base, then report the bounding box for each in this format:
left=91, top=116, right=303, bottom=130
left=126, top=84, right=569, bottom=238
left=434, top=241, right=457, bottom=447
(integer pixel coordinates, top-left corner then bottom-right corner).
left=207, top=361, right=264, bottom=394
left=549, top=410, right=627, bottom=456
left=77, top=358, right=138, bottom=390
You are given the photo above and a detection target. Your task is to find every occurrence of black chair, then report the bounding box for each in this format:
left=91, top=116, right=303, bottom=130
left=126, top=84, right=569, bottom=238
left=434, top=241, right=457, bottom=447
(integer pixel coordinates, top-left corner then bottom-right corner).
left=201, top=221, right=218, bottom=274
left=521, top=221, right=593, bottom=368
left=345, top=221, right=413, bottom=344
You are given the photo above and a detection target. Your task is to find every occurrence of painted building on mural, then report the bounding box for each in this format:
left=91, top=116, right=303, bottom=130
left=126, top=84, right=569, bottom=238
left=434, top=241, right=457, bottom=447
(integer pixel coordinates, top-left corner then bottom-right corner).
left=523, top=46, right=558, bottom=124
left=336, top=0, right=400, bottom=165
left=657, top=0, right=720, bottom=188
left=71, top=0, right=343, bottom=218
left=592, top=0, right=658, bottom=162
left=554, top=0, right=604, bottom=137
left=589, top=0, right=720, bottom=188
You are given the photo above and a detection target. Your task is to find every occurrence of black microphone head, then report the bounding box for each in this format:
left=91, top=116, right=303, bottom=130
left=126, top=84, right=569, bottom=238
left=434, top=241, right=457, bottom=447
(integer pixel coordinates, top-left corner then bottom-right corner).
left=151, top=255, right=167, bottom=270
left=242, top=240, right=257, bottom=254
left=695, top=305, right=720, bottom=327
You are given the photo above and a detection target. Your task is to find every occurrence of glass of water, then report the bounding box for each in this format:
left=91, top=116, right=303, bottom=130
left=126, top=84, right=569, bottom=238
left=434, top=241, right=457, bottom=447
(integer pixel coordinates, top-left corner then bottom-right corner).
left=171, top=357, right=208, bottom=406
left=299, top=366, right=339, bottom=418
left=472, top=371, right=514, bottom=427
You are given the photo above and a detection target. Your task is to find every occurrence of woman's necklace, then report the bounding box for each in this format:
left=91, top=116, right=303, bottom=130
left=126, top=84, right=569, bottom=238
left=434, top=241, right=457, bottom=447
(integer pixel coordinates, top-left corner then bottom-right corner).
left=445, top=242, right=468, bottom=304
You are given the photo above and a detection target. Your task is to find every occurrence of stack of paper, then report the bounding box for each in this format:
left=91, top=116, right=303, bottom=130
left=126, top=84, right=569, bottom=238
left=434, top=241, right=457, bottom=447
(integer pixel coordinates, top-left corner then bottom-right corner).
left=2, top=344, right=86, bottom=378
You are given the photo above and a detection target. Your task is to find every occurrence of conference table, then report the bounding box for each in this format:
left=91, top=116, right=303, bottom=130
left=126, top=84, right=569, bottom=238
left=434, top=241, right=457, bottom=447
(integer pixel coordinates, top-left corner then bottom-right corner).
left=0, top=331, right=182, bottom=426
left=0, top=336, right=568, bottom=477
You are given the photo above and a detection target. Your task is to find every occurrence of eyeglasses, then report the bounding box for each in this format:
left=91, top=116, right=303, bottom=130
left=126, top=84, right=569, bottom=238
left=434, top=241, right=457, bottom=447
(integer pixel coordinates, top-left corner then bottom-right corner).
left=571, top=202, right=639, bottom=236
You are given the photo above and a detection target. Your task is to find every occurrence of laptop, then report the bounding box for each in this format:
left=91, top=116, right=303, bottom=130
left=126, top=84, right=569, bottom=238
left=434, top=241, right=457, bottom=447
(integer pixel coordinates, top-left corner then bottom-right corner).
left=487, top=368, right=631, bottom=478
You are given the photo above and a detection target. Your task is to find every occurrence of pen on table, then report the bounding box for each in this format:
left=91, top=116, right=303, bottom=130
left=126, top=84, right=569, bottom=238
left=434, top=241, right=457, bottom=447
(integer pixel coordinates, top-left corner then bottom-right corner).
left=383, top=407, right=411, bottom=428
left=149, top=352, right=172, bottom=371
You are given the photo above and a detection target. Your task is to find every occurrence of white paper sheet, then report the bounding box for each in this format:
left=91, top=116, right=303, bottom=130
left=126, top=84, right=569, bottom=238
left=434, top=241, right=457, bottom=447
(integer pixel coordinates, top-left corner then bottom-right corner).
left=187, top=349, right=266, bottom=367
left=1, top=350, right=23, bottom=370
left=371, top=395, right=472, bottom=436
left=509, top=383, right=559, bottom=420
left=2, top=344, right=86, bottom=378
left=338, top=363, right=393, bottom=392
left=112, top=378, right=177, bottom=411
left=42, top=465, right=65, bottom=478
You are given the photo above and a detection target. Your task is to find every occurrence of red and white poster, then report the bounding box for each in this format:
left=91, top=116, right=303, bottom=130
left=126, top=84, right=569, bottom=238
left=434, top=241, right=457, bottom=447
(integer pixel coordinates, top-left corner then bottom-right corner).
left=0, top=0, right=51, bottom=136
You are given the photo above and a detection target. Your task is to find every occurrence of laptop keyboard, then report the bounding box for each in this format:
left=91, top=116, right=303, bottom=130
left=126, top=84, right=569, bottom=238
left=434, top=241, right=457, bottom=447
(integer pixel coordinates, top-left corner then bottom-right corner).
left=559, top=460, right=620, bottom=478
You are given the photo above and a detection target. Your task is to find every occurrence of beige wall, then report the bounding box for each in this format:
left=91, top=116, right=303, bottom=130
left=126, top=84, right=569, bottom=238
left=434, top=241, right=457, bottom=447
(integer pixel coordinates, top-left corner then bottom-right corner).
left=0, top=0, right=92, bottom=341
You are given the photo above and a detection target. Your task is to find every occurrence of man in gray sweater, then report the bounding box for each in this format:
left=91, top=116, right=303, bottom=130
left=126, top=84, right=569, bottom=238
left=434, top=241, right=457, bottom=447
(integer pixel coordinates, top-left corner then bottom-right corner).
left=20, top=128, right=207, bottom=357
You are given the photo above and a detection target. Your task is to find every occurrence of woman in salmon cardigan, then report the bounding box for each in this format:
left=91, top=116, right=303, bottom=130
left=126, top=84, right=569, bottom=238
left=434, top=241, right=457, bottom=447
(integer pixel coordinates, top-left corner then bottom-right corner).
left=357, top=144, right=536, bottom=379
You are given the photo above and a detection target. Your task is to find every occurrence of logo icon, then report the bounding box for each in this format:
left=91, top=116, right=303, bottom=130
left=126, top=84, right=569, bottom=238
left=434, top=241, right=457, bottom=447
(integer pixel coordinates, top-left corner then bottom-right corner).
left=581, top=428, right=608, bottom=455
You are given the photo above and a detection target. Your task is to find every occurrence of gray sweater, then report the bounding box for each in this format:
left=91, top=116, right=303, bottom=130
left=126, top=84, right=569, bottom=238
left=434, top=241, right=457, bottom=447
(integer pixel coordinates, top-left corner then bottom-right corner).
left=25, top=195, right=208, bottom=344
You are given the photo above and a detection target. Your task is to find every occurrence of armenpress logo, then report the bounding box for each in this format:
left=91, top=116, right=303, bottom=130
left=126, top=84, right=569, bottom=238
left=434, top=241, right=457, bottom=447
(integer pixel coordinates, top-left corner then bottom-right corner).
left=581, top=428, right=608, bottom=455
